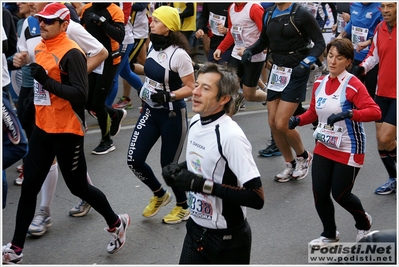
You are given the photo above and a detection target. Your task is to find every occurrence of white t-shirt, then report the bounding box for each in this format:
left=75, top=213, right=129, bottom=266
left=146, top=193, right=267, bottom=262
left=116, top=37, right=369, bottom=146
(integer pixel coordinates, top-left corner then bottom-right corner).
left=2, top=26, right=10, bottom=86
left=186, top=114, right=260, bottom=229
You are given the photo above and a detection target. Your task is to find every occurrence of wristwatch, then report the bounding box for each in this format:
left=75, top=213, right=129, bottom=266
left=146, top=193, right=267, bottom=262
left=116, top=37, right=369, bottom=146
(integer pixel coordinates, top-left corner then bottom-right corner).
left=303, top=57, right=311, bottom=65
left=348, top=110, right=353, bottom=118
left=202, top=180, right=214, bottom=195
left=170, top=92, right=176, bottom=102
left=99, top=16, right=106, bottom=24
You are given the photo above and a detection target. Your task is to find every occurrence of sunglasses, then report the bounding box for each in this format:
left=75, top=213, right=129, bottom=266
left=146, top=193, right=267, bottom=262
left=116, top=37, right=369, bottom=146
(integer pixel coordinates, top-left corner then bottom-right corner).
left=37, top=17, right=63, bottom=25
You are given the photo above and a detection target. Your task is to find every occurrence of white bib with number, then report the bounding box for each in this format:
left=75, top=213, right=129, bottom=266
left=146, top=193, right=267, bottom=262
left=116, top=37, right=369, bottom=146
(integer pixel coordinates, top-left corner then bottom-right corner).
left=351, top=26, right=369, bottom=48
left=139, top=76, right=164, bottom=101
left=231, top=25, right=246, bottom=48
left=267, top=64, right=292, bottom=92
left=33, top=80, right=51, bottom=106
left=188, top=192, right=217, bottom=222
left=209, top=12, right=226, bottom=37
left=313, top=122, right=344, bottom=149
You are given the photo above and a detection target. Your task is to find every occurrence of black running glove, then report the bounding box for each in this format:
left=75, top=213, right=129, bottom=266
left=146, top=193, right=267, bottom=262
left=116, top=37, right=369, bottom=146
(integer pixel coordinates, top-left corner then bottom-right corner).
left=288, top=116, right=300, bottom=129
left=292, top=62, right=310, bottom=78
left=241, top=49, right=252, bottom=63
left=351, top=66, right=365, bottom=78
left=30, top=63, right=50, bottom=85
left=162, top=161, right=187, bottom=187
left=174, top=169, right=206, bottom=193
left=327, top=111, right=353, bottom=127
left=88, top=13, right=105, bottom=26
left=151, top=90, right=171, bottom=105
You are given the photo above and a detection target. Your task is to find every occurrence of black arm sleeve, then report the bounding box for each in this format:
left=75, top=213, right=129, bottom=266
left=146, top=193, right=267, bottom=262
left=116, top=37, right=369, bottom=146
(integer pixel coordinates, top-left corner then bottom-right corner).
left=196, top=3, right=209, bottom=31
left=43, top=49, right=88, bottom=106
left=101, top=21, right=125, bottom=44
left=212, top=177, right=264, bottom=210
left=296, top=8, right=326, bottom=58
left=179, top=3, right=194, bottom=19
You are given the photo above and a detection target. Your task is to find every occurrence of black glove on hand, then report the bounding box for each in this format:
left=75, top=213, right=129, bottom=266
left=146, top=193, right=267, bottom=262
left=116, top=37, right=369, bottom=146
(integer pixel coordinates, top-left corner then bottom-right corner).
left=151, top=90, right=171, bottom=105
left=327, top=111, right=352, bottom=127
left=288, top=116, right=300, bottom=129
left=30, top=63, right=50, bottom=85
left=351, top=65, right=365, bottom=77
left=292, top=63, right=310, bottom=78
left=162, top=161, right=187, bottom=187
left=174, top=169, right=205, bottom=193
left=88, top=13, right=104, bottom=26
left=241, top=49, right=252, bottom=64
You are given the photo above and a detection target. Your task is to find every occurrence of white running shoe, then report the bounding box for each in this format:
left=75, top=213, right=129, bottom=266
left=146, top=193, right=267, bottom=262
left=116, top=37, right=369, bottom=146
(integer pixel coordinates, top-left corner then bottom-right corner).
left=292, top=151, right=313, bottom=180
left=105, top=214, right=130, bottom=254
left=274, top=162, right=294, bottom=183
left=309, top=231, right=340, bottom=249
left=27, top=209, right=52, bottom=236
left=69, top=199, right=91, bottom=217
left=356, top=212, right=373, bottom=242
left=2, top=243, right=23, bottom=264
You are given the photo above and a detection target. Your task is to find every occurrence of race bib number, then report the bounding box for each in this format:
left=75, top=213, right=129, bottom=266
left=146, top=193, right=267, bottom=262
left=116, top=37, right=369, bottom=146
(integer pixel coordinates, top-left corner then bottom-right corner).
left=139, top=77, right=163, bottom=101
left=231, top=25, right=245, bottom=48
left=313, top=123, right=343, bottom=149
left=33, top=79, right=51, bottom=105
left=209, top=12, right=226, bottom=37
left=351, top=26, right=369, bottom=47
left=267, top=64, right=292, bottom=92
left=188, top=192, right=216, bottom=222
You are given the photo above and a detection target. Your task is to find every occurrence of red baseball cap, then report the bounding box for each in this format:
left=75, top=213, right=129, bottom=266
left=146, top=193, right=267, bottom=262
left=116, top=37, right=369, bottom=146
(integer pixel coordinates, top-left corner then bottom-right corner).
left=35, top=2, right=70, bottom=22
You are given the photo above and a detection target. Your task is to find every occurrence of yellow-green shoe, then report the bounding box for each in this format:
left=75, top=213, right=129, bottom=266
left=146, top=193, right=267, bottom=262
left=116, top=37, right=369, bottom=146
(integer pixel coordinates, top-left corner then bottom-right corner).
left=142, top=191, right=171, bottom=218
left=162, top=206, right=190, bottom=224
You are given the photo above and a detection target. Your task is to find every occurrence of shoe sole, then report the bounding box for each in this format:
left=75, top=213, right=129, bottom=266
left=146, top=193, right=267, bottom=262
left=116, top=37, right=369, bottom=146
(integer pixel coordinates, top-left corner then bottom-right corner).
left=110, top=109, right=127, bottom=137
left=14, top=180, right=23, bottom=186
left=69, top=206, right=92, bottom=217
left=375, top=189, right=395, bottom=195
left=274, top=176, right=292, bottom=183
left=27, top=222, right=53, bottom=236
left=162, top=213, right=190, bottom=225
left=259, top=151, right=282, bottom=157
left=91, top=145, right=116, bottom=155
left=113, top=105, right=133, bottom=110
left=142, top=193, right=172, bottom=218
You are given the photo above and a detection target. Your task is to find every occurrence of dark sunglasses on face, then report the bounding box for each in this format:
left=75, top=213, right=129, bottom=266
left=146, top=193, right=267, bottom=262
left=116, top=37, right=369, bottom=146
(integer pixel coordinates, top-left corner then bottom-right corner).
left=37, top=17, right=63, bottom=25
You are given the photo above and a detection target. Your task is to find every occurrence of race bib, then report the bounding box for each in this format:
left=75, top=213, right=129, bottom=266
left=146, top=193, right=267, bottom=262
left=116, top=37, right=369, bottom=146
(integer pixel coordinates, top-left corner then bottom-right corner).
left=188, top=192, right=217, bottom=222
left=231, top=25, right=245, bottom=48
left=139, top=77, right=163, bottom=101
left=267, top=64, right=292, bottom=92
left=209, top=12, right=226, bottom=37
left=33, top=79, right=51, bottom=106
left=351, top=26, right=369, bottom=48
left=313, top=122, right=343, bottom=149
